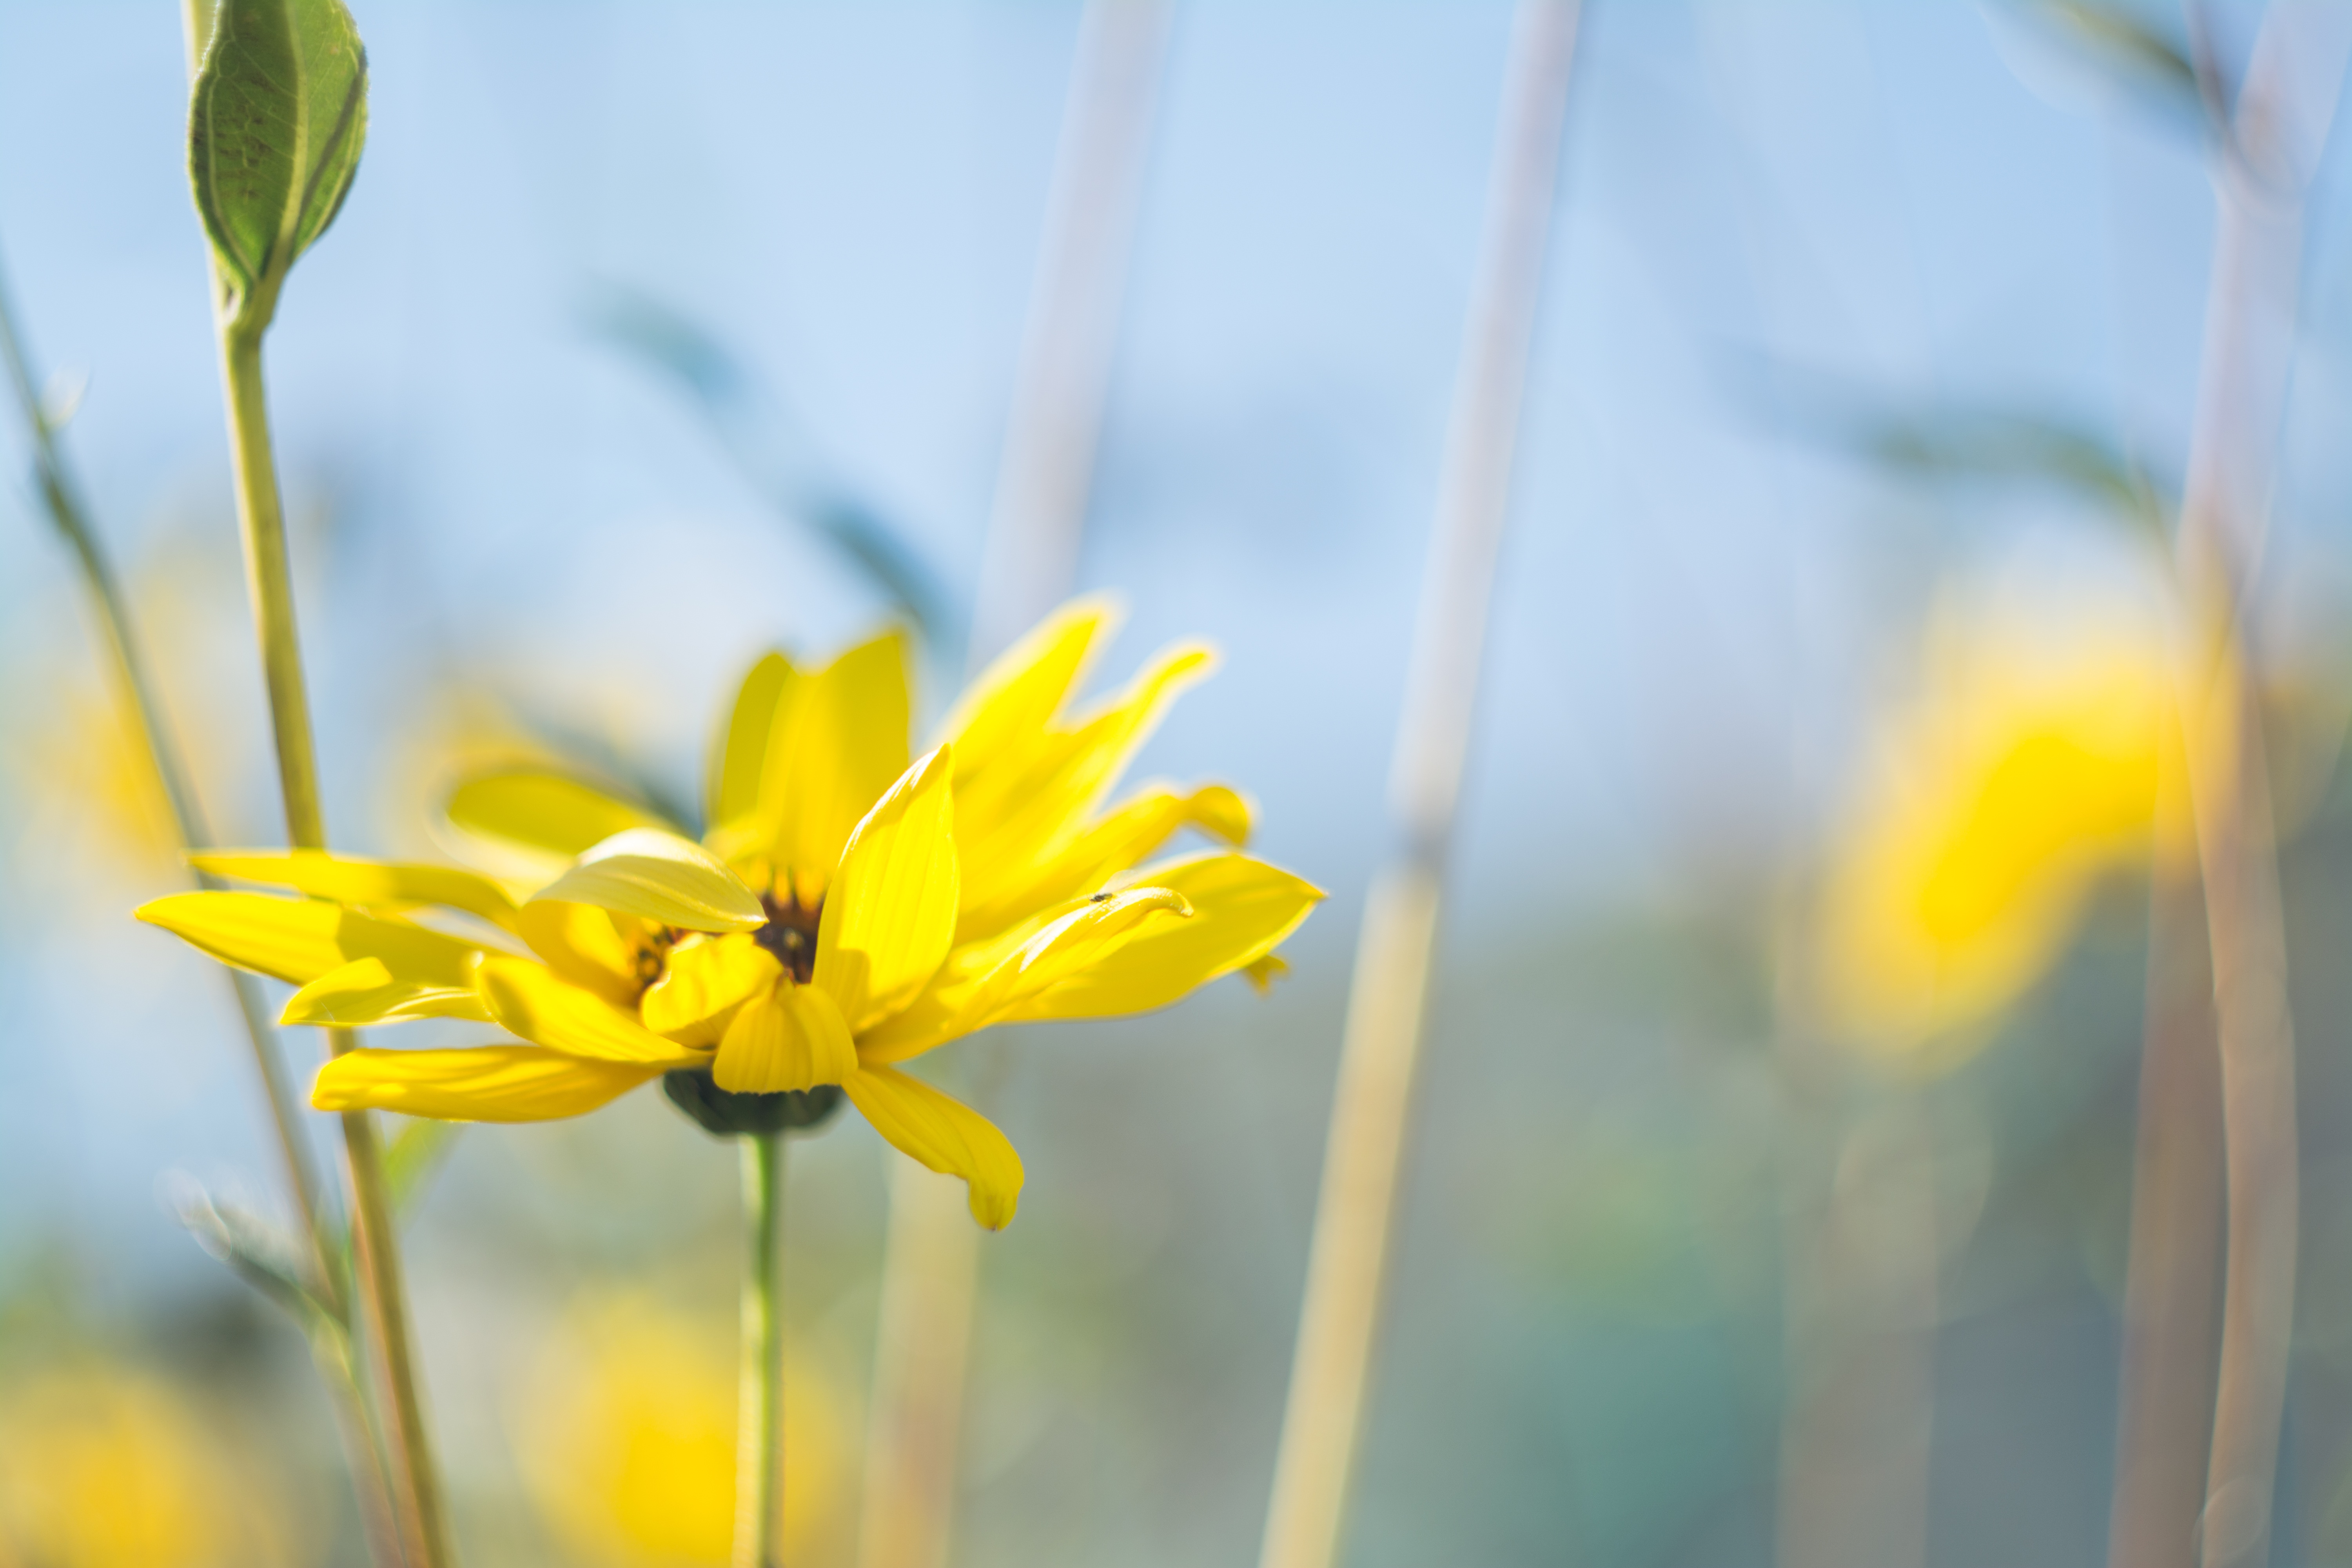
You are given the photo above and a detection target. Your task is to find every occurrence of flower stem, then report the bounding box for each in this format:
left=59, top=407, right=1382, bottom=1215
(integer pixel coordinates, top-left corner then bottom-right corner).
left=738, top=1131, right=788, bottom=1568
left=212, top=302, right=455, bottom=1568
left=0, top=240, right=406, bottom=1561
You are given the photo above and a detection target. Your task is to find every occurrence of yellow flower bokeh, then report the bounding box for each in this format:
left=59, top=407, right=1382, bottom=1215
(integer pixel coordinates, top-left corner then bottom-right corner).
left=514, top=1292, right=852, bottom=1566
left=1813, top=581, right=2198, bottom=1058
left=0, top=1363, right=291, bottom=1568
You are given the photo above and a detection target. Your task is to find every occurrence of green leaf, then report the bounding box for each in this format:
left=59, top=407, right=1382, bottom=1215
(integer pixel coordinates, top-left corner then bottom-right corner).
left=188, top=0, right=369, bottom=316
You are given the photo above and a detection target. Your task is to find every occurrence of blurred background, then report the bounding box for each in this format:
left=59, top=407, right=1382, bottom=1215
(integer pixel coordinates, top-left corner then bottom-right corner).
left=7, top=1, right=2352, bottom=1564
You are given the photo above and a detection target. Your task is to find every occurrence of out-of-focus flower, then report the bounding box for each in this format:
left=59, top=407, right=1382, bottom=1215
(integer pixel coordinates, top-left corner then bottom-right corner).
left=137, top=599, right=1322, bottom=1227
left=1813, top=583, right=2197, bottom=1055
left=515, top=1292, right=848, bottom=1566
left=0, top=1363, right=291, bottom=1568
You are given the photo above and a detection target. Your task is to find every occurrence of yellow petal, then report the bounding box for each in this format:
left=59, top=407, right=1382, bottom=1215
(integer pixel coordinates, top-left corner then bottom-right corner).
left=1000, top=852, right=1320, bottom=1023
left=940, top=594, right=1121, bottom=777
left=641, top=933, right=783, bottom=1047
left=813, top=746, right=959, bottom=1032
left=191, top=849, right=521, bottom=931
left=515, top=899, right=642, bottom=1009
left=954, top=644, right=1217, bottom=918
left=841, top=1064, right=1025, bottom=1230
left=708, top=651, right=799, bottom=834
left=712, top=982, right=857, bottom=1093
left=313, top=1046, right=660, bottom=1122
left=953, top=782, right=1252, bottom=942
left=760, top=631, right=912, bottom=905
left=859, top=887, right=1192, bottom=1063
left=136, top=892, right=483, bottom=988
left=281, top=957, right=492, bottom=1027
left=475, top=956, right=698, bottom=1065
left=529, top=829, right=766, bottom=933
left=445, top=770, right=672, bottom=877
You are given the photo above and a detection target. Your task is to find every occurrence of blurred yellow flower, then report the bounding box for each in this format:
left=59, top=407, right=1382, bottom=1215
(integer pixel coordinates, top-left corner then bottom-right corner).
left=0, top=1363, right=291, bottom=1568
left=137, top=598, right=1322, bottom=1227
left=1813, top=584, right=2198, bottom=1056
left=515, top=1293, right=849, bottom=1567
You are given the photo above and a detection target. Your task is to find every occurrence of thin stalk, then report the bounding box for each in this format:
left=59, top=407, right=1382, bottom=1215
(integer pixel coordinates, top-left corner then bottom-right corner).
left=2165, top=8, right=2352, bottom=1563
left=2104, top=867, right=2223, bottom=1568
left=857, top=6, right=1174, bottom=1566
left=212, top=315, right=456, bottom=1568
left=0, top=244, right=405, bottom=1561
left=1256, top=7, right=1581, bottom=1567
left=738, top=1132, right=787, bottom=1568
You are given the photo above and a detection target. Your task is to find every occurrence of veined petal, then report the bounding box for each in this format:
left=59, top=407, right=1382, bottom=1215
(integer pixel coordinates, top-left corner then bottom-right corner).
left=940, top=595, right=1121, bottom=778
left=136, top=892, right=483, bottom=988
left=841, top=1064, right=1024, bottom=1230
left=859, top=887, right=1192, bottom=1064
left=712, top=982, right=857, bottom=1093
left=708, top=650, right=799, bottom=833
left=641, top=933, right=782, bottom=1048
left=529, top=829, right=766, bottom=933
left=955, top=644, right=1218, bottom=918
left=475, top=956, right=699, bottom=1065
left=1001, top=852, right=1321, bottom=1024
left=281, top=957, right=491, bottom=1027
left=759, top=631, right=912, bottom=905
left=813, top=746, right=958, bottom=1032
left=445, top=770, right=673, bottom=877
left=516, top=900, right=642, bottom=1009
left=314, top=1046, right=660, bottom=1122
left=953, top=782, right=1252, bottom=942
left=192, top=849, right=522, bottom=931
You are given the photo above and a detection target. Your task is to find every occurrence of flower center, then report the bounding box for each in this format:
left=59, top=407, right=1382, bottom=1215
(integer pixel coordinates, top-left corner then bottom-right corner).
left=754, top=891, right=822, bottom=985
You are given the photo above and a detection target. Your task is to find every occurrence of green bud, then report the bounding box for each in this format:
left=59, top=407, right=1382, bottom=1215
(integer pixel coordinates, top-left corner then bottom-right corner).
left=188, top=0, right=369, bottom=327
left=662, top=1070, right=844, bottom=1140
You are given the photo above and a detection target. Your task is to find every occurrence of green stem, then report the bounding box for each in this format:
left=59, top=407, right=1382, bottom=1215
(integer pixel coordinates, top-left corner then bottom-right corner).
left=0, top=245, right=403, bottom=1561
left=213, top=307, right=454, bottom=1568
left=738, top=1131, right=787, bottom=1568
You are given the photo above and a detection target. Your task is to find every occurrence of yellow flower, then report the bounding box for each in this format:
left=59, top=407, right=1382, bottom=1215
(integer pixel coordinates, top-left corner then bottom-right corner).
left=514, top=1292, right=849, bottom=1566
left=136, top=599, right=1321, bottom=1227
left=1813, top=584, right=2195, bottom=1055
left=0, top=1363, right=292, bottom=1568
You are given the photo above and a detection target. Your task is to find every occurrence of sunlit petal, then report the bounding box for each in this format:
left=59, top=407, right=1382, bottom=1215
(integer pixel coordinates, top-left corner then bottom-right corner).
left=476, top=956, right=699, bottom=1065
left=136, top=892, right=483, bottom=988
left=953, top=782, right=1251, bottom=941
left=516, top=899, right=642, bottom=1009
left=281, top=956, right=491, bottom=1027
left=712, top=982, right=856, bottom=1093
left=708, top=651, right=799, bottom=837
left=759, top=631, right=912, bottom=905
left=840, top=1064, right=1024, bottom=1230
left=939, top=594, right=1120, bottom=777
left=812, top=746, right=958, bottom=1032
left=191, top=849, right=521, bottom=931
left=313, top=1046, right=661, bottom=1122
left=641, top=933, right=782, bottom=1048
left=445, top=770, right=674, bottom=877
left=529, top=829, right=766, bottom=933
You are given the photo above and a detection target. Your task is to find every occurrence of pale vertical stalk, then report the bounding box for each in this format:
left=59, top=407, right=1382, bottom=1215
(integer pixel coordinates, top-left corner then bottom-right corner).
left=1773, top=1094, right=1938, bottom=1568
left=738, top=1133, right=788, bottom=1568
left=2105, top=868, right=2223, bottom=1568
left=2166, top=8, right=2352, bottom=1564
left=0, top=244, right=401, bottom=1564
left=856, top=7, right=1173, bottom=1567
left=183, top=11, right=452, bottom=1559
left=1256, top=8, right=1581, bottom=1567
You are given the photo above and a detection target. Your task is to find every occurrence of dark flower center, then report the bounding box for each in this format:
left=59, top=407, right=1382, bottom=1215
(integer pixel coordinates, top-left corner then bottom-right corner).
left=754, top=891, right=822, bottom=984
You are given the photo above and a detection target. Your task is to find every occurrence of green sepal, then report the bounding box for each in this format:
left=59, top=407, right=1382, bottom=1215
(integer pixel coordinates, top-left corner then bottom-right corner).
left=188, top=0, right=369, bottom=322
left=662, top=1070, right=844, bottom=1139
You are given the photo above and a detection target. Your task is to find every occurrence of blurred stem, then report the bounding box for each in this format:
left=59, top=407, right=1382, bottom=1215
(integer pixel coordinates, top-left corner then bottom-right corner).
left=1258, top=7, right=1580, bottom=1567
left=2105, top=866, right=2223, bottom=1568
left=0, top=243, right=406, bottom=1561
left=738, top=1132, right=787, bottom=1568
left=2165, top=7, right=2352, bottom=1563
left=857, top=6, right=1175, bottom=1566
left=210, top=272, right=455, bottom=1568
